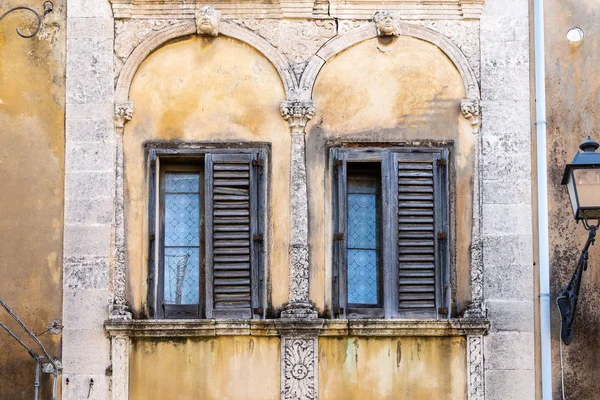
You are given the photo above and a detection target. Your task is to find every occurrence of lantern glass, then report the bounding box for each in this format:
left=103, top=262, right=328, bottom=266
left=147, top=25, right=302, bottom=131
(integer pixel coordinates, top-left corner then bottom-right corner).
left=575, top=168, right=600, bottom=218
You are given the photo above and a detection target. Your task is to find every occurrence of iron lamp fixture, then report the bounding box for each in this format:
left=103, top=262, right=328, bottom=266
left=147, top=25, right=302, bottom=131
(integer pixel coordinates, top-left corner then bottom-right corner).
left=558, top=136, right=600, bottom=344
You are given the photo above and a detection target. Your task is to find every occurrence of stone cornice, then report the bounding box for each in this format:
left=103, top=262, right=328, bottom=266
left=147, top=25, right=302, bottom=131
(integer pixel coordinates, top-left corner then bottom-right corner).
left=104, top=318, right=490, bottom=337
left=110, top=0, right=485, bottom=20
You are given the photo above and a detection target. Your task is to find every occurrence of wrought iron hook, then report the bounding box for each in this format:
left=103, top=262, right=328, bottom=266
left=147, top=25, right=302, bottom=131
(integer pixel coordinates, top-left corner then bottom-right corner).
left=0, top=1, right=53, bottom=39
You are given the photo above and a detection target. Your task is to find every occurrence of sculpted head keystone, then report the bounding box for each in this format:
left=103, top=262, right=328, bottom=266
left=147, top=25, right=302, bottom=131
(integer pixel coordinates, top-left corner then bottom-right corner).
left=195, top=6, right=220, bottom=36
left=374, top=10, right=400, bottom=37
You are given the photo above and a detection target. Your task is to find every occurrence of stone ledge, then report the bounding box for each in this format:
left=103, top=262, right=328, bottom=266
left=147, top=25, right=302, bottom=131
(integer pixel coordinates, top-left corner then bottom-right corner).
left=110, top=0, right=485, bottom=20
left=104, top=318, right=489, bottom=337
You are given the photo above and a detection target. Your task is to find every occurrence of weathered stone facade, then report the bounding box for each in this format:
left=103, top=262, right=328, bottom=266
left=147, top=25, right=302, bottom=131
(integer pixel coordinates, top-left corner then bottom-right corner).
left=0, top=0, right=539, bottom=398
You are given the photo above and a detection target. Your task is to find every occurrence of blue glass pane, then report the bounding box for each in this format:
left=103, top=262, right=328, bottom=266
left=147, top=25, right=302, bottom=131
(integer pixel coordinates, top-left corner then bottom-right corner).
left=348, top=194, right=377, bottom=249
left=347, top=249, right=378, bottom=305
left=163, top=248, right=200, bottom=304
left=164, top=193, right=200, bottom=247
left=165, top=173, right=200, bottom=193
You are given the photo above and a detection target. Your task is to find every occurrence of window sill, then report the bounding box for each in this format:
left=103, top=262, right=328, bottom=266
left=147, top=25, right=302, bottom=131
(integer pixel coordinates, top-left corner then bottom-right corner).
left=104, top=318, right=489, bottom=338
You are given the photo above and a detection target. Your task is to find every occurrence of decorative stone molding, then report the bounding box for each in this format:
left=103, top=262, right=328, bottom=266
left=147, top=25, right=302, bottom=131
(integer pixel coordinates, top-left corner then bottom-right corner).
left=195, top=5, right=220, bottom=36
left=109, top=0, right=485, bottom=20
left=280, top=99, right=318, bottom=319
left=109, top=130, right=133, bottom=322
left=114, top=101, right=134, bottom=133
left=467, top=335, right=485, bottom=400
left=114, top=20, right=177, bottom=81
left=114, top=20, right=297, bottom=105
left=281, top=336, right=318, bottom=400
left=329, top=0, right=485, bottom=20
left=110, top=334, right=131, bottom=400
left=104, top=318, right=490, bottom=337
left=374, top=10, right=401, bottom=37
left=464, top=128, right=485, bottom=319
left=461, top=98, right=482, bottom=134
left=232, top=19, right=336, bottom=79
left=300, top=22, right=480, bottom=101
left=421, top=20, right=481, bottom=81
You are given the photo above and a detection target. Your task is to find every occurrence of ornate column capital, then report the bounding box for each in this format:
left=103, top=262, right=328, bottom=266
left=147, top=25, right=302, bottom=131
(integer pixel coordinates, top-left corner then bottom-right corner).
left=461, top=98, right=482, bottom=134
left=280, top=100, right=316, bottom=135
left=115, top=101, right=134, bottom=133
left=195, top=5, right=220, bottom=36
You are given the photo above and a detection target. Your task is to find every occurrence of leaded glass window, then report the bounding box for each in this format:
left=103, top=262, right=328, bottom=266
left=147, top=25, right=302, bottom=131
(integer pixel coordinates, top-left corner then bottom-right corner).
left=346, top=164, right=381, bottom=306
left=163, top=172, right=201, bottom=305
left=332, top=148, right=450, bottom=320
left=148, top=149, right=266, bottom=320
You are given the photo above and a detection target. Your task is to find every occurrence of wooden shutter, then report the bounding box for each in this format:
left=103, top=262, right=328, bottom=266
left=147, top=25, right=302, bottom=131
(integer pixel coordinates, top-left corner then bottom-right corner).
left=147, top=154, right=157, bottom=318
left=395, top=150, right=448, bottom=318
left=205, top=152, right=264, bottom=319
left=331, top=149, right=348, bottom=318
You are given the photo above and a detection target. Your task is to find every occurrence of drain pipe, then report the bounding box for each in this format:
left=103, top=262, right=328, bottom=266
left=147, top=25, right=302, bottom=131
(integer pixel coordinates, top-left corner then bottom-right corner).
left=533, top=0, right=552, bottom=398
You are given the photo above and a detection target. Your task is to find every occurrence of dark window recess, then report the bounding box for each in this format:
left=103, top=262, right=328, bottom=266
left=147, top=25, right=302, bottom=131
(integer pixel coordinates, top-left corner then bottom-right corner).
left=332, top=148, right=450, bottom=320
left=148, top=149, right=266, bottom=320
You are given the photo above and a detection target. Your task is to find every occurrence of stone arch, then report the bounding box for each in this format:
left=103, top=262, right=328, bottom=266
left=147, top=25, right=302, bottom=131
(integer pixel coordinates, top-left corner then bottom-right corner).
left=115, top=20, right=297, bottom=105
left=301, top=21, right=486, bottom=320
left=300, top=23, right=480, bottom=101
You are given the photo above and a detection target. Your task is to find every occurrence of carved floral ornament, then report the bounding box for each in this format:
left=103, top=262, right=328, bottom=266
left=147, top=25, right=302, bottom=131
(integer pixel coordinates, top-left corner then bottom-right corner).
left=280, top=100, right=316, bottom=134
left=115, top=101, right=134, bottom=130
left=282, top=337, right=317, bottom=400
left=460, top=98, right=482, bottom=134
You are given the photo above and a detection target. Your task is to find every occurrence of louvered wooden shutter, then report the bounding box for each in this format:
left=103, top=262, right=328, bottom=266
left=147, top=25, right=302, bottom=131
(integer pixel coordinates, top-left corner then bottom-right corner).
left=395, top=150, right=448, bottom=318
left=205, top=152, right=264, bottom=319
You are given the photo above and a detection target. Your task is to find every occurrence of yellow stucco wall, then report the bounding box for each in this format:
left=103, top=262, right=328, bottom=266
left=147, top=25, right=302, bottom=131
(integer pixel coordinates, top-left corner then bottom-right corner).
left=129, top=336, right=281, bottom=400
left=319, top=336, right=467, bottom=399
left=0, top=2, right=65, bottom=398
left=125, top=33, right=471, bottom=399
left=125, top=35, right=291, bottom=315
left=307, top=36, right=473, bottom=314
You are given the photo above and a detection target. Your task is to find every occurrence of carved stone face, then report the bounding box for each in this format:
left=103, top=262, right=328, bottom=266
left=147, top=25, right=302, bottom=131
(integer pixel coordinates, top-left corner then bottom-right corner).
left=374, top=11, right=400, bottom=36
left=195, top=6, right=220, bottom=36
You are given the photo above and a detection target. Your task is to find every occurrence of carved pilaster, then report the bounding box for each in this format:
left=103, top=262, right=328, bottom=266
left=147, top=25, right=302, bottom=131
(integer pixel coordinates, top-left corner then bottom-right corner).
left=110, top=102, right=133, bottom=321
left=463, top=116, right=485, bottom=319
left=467, top=335, right=485, bottom=400
left=280, top=100, right=318, bottom=319
left=111, top=334, right=131, bottom=400
left=281, top=336, right=318, bottom=400
left=461, top=98, right=482, bottom=134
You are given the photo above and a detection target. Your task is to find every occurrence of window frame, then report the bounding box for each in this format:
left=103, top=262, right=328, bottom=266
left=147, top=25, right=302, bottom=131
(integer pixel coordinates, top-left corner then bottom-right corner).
left=146, top=146, right=267, bottom=320
left=331, top=147, right=451, bottom=320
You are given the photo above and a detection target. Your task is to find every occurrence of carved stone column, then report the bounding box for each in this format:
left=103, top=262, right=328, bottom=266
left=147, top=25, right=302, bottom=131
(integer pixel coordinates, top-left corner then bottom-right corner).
left=280, top=100, right=318, bottom=319
left=467, top=335, right=484, bottom=400
left=281, top=335, right=318, bottom=400
left=110, top=102, right=134, bottom=321
left=461, top=98, right=485, bottom=319
left=111, top=334, right=131, bottom=400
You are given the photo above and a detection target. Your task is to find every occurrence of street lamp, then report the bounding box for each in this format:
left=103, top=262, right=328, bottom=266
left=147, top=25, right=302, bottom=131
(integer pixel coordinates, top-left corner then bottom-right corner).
left=557, top=136, right=600, bottom=344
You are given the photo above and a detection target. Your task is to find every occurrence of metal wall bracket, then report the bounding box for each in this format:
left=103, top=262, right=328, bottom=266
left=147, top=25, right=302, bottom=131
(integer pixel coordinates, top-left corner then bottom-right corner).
left=0, top=1, right=53, bottom=38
